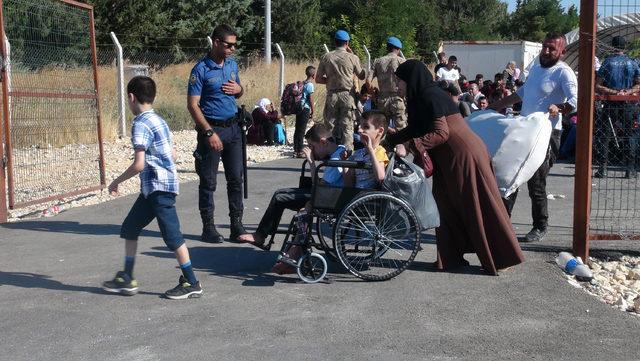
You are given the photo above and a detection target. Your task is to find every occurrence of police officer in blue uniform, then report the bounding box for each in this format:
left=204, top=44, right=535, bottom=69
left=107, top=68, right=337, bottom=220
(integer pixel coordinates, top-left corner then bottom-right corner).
left=187, top=24, right=247, bottom=243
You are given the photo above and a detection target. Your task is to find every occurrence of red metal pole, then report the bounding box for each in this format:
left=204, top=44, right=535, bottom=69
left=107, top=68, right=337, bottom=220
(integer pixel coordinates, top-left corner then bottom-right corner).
left=572, top=0, right=597, bottom=261
left=0, top=0, right=10, bottom=221
left=88, top=6, right=106, bottom=187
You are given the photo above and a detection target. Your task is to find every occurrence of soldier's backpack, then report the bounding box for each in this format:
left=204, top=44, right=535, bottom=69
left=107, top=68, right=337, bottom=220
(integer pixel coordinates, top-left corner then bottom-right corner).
left=280, top=80, right=307, bottom=115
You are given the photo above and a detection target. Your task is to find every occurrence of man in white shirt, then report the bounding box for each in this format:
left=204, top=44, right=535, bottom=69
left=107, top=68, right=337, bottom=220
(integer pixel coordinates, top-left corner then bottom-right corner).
left=436, top=55, right=460, bottom=83
left=489, top=31, right=578, bottom=243
left=460, top=82, right=484, bottom=111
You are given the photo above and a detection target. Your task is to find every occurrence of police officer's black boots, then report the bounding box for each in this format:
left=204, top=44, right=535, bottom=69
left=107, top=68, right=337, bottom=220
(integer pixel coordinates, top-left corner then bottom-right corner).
left=201, top=218, right=224, bottom=244
left=228, top=214, right=247, bottom=243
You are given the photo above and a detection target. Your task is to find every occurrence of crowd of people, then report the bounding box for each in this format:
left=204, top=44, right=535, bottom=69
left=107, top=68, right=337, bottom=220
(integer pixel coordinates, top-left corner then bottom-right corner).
left=101, top=24, right=582, bottom=299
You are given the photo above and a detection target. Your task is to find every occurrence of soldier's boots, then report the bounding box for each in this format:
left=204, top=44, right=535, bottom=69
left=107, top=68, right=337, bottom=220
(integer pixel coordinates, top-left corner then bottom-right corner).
left=228, top=215, right=247, bottom=243
left=201, top=219, right=224, bottom=244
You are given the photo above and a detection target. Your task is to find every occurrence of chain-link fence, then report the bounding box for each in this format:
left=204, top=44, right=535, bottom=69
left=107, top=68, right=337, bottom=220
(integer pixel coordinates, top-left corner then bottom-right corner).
left=587, top=1, right=640, bottom=240
left=1, top=0, right=104, bottom=209
left=94, top=39, right=334, bottom=138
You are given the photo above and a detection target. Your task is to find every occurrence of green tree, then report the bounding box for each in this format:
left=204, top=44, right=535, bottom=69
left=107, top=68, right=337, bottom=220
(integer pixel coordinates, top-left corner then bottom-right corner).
left=269, top=0, right=327, bottom=59
left=91, top=0, right=258, bottom=62
left=504, top=0, right=579, bottom=42
left=435, top=0, right=508, bottom=41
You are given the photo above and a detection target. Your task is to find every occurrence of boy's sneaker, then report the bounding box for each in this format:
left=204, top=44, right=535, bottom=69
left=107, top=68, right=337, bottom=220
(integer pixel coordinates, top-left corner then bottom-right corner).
left=165, top=276, right=203, bottom=300
left=102, top=271, right=138, bottom=296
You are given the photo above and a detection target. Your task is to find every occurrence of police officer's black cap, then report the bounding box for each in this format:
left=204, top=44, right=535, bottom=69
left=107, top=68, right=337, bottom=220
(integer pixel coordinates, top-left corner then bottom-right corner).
left=612, top=36, right=626, bottom=49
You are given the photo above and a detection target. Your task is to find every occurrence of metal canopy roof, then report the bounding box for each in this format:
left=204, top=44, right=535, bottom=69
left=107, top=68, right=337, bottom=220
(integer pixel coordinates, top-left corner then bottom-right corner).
left=564, top=13, right=640, bottom=71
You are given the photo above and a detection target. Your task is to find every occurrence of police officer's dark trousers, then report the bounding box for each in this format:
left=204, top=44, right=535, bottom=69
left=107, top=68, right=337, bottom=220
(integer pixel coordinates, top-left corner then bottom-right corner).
left=195, top=123, right=244, bottom=223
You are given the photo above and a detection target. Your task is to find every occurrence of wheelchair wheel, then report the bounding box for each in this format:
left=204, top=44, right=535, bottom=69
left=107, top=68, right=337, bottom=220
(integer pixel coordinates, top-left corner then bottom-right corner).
left=297, top=252, right=328, bottom=284
left=334, top=192, right=420, bottom=281
left=315, top=214, right=339, bottom=261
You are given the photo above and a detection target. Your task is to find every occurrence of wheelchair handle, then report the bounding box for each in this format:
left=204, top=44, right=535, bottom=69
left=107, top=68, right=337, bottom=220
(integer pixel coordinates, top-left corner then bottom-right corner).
left=320, top=160, right=371, bottom=169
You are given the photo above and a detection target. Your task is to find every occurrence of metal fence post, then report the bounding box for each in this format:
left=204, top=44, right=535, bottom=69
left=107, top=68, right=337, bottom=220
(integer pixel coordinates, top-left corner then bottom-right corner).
left=1, top=31, right=14, bottom=211
left=323, top=44, right=330, bottom=54
left=572, top=0, right=597, bottom=261
left=207, top=36, right=212, bottom=49
left=0, top=26, right=10, bottom=221
left=275, top=43, right=286, bottom=137
left=400, top=50, right=406, bottom=60
left=265, top=0, right=271, bottom=64
left=109, top=32, right=126, bottom=138
left=275, top=43, right=285, bottom=99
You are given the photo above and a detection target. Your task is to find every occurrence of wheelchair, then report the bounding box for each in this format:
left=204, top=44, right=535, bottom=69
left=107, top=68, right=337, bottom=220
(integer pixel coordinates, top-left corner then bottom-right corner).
left=261, top=158, right=422, bottom=283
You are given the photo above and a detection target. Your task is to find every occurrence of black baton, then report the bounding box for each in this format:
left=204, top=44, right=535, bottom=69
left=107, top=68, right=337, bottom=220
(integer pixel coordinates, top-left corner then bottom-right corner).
left=240, top=105, right=248, bottom=199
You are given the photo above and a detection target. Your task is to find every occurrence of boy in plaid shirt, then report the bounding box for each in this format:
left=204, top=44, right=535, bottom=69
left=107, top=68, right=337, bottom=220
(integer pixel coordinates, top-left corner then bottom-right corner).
left=103, top=76, right=202, bottom=300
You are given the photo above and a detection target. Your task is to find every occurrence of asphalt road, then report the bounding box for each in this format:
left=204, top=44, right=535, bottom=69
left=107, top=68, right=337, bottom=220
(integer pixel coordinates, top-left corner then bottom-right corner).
left=1, top=158, right=639, bottom=361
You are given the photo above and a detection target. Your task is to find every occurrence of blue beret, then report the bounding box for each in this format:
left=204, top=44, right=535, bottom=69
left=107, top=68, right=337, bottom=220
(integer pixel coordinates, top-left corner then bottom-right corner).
left=335, top=30, right=350, bottom=41
left=387, top=36, right=402, bottom=49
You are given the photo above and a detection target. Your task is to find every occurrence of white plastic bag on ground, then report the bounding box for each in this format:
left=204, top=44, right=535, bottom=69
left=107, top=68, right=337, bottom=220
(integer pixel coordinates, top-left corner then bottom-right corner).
left=465, top=110, right=552, bottom=198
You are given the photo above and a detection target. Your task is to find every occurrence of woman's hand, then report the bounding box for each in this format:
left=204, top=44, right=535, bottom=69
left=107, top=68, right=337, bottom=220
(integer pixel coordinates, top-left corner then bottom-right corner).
left=395, top=144, right=407, bottom=157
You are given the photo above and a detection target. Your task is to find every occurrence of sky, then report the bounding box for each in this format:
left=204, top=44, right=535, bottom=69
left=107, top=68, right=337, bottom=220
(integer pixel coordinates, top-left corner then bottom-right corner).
left=505, top=0, right=580, bottom=13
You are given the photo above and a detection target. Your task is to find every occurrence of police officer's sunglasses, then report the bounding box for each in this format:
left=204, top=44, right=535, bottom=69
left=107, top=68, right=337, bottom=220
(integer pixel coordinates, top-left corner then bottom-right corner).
left=218, top=39, right=237, bottom=50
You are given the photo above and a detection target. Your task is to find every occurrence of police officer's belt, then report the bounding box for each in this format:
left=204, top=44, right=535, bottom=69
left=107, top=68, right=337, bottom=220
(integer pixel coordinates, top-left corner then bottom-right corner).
left=205, top=116, right=236, bottom=127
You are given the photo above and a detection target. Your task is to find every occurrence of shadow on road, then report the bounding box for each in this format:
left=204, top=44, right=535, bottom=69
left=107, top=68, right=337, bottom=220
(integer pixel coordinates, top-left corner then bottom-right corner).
left=1, top=220, right=200, bottom=241
left=0, top=271, right=163, bottom=297
left=143, top=245, right=305, bottom=287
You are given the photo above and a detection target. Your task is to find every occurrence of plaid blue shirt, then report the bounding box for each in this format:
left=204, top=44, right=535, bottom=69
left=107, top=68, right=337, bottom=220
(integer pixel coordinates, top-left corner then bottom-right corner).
left=131, top=110, right=178, bottom=197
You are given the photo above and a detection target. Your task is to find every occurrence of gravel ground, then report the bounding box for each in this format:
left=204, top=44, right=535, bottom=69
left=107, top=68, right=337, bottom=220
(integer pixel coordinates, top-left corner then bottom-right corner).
left=570, top=255, right=640, bottom=317
left=7, top=129, right=295, bottom=221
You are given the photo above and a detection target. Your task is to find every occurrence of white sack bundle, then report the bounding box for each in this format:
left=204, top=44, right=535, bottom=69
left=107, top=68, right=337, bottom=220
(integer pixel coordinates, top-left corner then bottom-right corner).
left=465, top=110, right=552, bottom=198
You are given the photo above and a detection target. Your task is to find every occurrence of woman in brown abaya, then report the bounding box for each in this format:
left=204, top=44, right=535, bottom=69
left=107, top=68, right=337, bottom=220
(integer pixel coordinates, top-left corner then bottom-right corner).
left=386, top=60, right=524, bottom=275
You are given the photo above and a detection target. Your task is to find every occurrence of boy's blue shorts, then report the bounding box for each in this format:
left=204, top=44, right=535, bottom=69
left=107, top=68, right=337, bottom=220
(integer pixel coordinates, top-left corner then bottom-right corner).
left=120, top=191, right=185, bottom=251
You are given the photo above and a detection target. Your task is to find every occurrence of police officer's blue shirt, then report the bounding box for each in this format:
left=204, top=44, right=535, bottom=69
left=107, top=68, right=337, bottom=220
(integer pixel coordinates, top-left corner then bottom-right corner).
left=597, top=54, right=640, bottom=91
left=188, top=56, right=240, bottom=120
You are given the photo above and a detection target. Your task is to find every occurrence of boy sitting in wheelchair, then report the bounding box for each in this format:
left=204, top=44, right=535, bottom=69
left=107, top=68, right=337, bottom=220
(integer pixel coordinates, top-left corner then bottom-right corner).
left=344, top=110, right=389, bottom=188
left=239, top=112, right=391, bottom=275
left=238, top=124, right=347, bottom=250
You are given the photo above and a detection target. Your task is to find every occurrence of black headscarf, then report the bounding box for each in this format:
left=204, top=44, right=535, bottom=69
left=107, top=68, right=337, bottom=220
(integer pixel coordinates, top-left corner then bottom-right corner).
left=386, top=59, right=459, bottom=146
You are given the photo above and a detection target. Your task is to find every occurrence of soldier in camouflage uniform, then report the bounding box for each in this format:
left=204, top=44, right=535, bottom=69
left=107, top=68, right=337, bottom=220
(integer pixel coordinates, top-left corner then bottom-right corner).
left=316, top=29, right=366, bottom=151
left=371, top=36, right=406, bottom=130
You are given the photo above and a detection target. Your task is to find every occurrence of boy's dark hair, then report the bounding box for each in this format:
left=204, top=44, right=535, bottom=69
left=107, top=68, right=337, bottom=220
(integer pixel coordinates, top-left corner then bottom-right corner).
left=127, top=76, right=156, bottom=104
left=360, top=82, right=376, bottom=95
left=362, top=110, right=389, bottom=134
left=477, top=95, right=488, bottom=103
left=494, top=73, right=504, bottom=81
left=211, top=24, right=237, bottom=40
left=514, top=79, right=524, bottom=87
left=448, top=55, right=457, bottom=62
left=305, top=65, right=316, bottom=78
left=305, top=124, right=333, bottom=143
left=475, top=73, right=483, bottom=80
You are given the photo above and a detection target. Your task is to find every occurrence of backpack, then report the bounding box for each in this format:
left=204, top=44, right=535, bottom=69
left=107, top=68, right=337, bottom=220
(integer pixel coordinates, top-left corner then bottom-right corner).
left=280, top=80, right=306, bottom=115
left=274, top=123, right=286, bottom=145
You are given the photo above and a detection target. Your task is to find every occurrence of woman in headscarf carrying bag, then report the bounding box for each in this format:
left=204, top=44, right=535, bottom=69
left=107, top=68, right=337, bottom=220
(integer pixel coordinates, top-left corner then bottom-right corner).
left=386, top=60, right=524, bottom=275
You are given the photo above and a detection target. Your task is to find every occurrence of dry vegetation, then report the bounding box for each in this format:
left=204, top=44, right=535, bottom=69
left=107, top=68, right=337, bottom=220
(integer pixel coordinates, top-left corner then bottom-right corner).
left=97, top=59, right=329, bottom=142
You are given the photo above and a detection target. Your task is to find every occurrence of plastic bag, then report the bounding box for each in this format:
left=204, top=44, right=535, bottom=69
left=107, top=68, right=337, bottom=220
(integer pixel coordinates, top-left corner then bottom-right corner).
left=466, top=110, right=552, bottom=197
left=382, top=156, right=440, bottom=230
left=274, top=123, right=286, bottom=145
